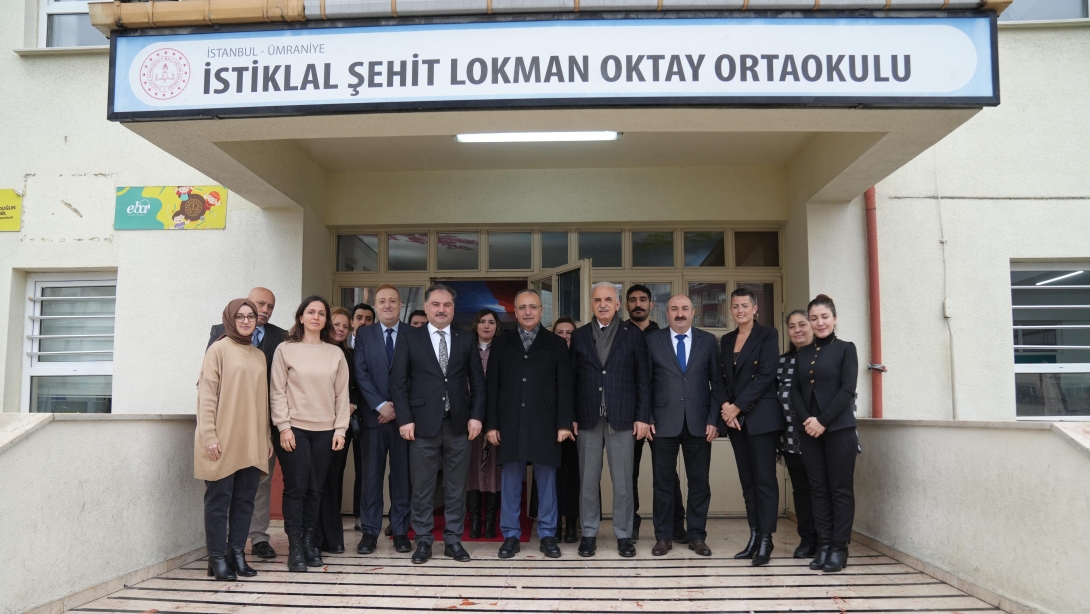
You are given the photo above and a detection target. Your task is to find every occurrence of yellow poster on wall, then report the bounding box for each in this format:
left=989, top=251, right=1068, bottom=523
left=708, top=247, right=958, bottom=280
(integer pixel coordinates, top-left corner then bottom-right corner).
left=114, top=186, right=227, bottom=230
left=0, top=189, right=22, bottom=232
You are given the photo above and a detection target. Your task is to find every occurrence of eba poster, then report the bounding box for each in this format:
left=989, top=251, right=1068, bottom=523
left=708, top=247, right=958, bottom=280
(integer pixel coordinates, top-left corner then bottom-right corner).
left=114, top=186, right=227, bottom=230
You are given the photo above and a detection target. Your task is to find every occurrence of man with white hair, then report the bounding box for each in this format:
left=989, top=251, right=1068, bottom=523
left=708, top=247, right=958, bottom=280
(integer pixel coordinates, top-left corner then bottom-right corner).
left=568, top=282, right=651, bottom=558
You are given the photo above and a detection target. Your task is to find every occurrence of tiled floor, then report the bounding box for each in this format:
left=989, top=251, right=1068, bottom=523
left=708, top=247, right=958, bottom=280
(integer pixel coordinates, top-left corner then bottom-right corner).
left=73, top=518, right=1000, bottom=613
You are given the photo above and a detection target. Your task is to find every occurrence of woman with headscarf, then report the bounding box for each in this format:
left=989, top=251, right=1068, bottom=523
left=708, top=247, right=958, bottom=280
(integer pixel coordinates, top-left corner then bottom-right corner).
left=196, top=298, right=273, bottom=581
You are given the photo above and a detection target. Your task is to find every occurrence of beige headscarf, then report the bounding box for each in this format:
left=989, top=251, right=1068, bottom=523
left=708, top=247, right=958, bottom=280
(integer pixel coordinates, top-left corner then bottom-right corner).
left=219, top=298, right=259, bottom=345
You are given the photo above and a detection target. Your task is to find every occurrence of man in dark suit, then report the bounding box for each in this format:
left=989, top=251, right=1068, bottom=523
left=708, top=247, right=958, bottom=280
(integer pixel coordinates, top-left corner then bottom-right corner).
left=205, top=286, right=284, bottom=561
left=391, top=283, right=486, bottom=564
left=570, top=282, right=651, bottom=558
left=625, top=284, right=686, bottom=544
left=646, top=295, right=724, bottom=557
left=354, top=288, right=412, bottom=555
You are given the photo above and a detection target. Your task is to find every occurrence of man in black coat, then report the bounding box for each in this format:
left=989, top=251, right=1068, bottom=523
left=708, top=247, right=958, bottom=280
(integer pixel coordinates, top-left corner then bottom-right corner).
left=485, top=289, right=574, bottom=560
left=390, top=284, right=486, bottom=565
left=205, top=286, right=283, bottom=561
left=645, top=295, right=725, bottom=557
left=569, top=282, right=651, bottom=558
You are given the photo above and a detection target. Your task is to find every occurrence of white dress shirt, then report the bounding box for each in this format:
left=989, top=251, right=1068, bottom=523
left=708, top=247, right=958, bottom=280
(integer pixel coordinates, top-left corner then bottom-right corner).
left=427, top=322, right=451, bottom=363
left=670, top=326, right=692, bottom=365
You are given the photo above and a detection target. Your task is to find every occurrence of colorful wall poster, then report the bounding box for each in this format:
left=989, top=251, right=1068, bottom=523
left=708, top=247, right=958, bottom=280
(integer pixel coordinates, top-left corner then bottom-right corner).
left=0, top=189, right=22, bottom=232
left=114, top=185, right=227, bottom=230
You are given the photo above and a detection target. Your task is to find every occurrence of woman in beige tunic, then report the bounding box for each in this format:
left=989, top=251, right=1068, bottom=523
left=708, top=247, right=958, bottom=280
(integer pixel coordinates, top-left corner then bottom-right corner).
left=196, top=298, right=272, bottom=581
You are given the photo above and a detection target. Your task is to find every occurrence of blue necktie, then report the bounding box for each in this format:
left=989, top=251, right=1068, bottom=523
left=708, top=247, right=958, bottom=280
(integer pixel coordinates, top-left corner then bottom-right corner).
left=252, top=327, right=262, bottom=347
left=385, top=327, right=395, bottom=364
left=676, top=334, right=687, bottom=373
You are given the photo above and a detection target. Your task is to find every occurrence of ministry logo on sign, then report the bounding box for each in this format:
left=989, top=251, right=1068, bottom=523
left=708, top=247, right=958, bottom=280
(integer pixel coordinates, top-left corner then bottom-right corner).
left=139, top=48, right=190, bottom=100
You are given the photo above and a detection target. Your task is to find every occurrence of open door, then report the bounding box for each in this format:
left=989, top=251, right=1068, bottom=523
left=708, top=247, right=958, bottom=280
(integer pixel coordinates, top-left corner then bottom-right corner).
left=529, top=259, right=591, bottom=328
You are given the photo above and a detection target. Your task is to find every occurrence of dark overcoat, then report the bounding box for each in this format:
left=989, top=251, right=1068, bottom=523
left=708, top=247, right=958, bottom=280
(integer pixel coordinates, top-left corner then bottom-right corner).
left=485, top=326, right=574, bottom=467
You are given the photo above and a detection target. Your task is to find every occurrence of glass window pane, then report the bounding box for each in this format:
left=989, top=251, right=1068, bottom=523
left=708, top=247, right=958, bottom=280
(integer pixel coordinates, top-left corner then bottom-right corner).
left=387, top=233, right=428, bottom=271
left=684, top=232, right=725, bottom=267
left=1016, top=373, right=1090, bottom=418
left=1011, top=270, right=1090, bottom=365
left=999, top=0, right=1087, bottom=21
left=437, top=232, right=479, bottom=271
left=541, top=232, right=569, bottom=269
left=688, top=282, right=729, bottom=329
left=534, top=278, right=554, bottom=328
left=737, top=282, right=775, bottom=328
left=558, top=268, right=581, bottom=322
left=488, top=232, right=532, bottom=270
left=31, top=376, right=112, bottom=413
left=632, top=231, right=674, bottom=268
left=627, top=283, right=672, bottom=328
left=340, top=286, right=424, bottom=322
left=735, top=231, right=780, bottom=267
left=46, top=13, right=108, bottom=48
left=336, top=234, right=379, bottom=272
left=40, top=317, right=114, bottom=336
left=578, top=232, right=622, bottom=268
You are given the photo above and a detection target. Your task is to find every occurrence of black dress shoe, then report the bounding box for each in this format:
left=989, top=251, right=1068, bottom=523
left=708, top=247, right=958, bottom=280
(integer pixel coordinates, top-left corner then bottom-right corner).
left=752, top=535, right=774, bottom=566
left=822, top=543, right=848, bottom=573
left=251, top=541, right=277, bottom=559
left=207, top=554, right=238, bottom=581
left=444, top=542, right=472, bottom=562
left=539, top=536, right=561, bottom=558
left=226, top=547, right=257, bottom=577
left=734, top=528, right=759, bottom=559
left=356, top=533, right=377, bottom=555
left=617, top=538, right=636, bottom=558
left=793, top=539, right=817, bottom=559
left=498, top=537, right=521, bottom=559
left=810, top=536, right=831, bottom=571
left=577, top=536, right=597, bottom=557
left=393, top=535, right=413, bottom=553
left=563, top=519, right=578, bottom=544
left=411, top=542, right=432, bottom=564
left=324, top=544, right=345, bottom=554
left=688, top=540, right=712, bottom=557
left=651, top=540, right=672, bottom=556
left=672, top=527, right=689, bottom=544
left=302, top=528, right=323, bottom=567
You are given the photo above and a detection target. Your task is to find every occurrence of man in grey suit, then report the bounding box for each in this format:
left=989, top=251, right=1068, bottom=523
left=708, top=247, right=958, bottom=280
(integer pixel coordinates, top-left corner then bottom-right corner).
left=205, top=286, right=283, bottom=560
left=354, top=286, right=412, bottom=555
left=391, top=284, right=486, bottom=564
left=646, top=294, right=725, bottom=557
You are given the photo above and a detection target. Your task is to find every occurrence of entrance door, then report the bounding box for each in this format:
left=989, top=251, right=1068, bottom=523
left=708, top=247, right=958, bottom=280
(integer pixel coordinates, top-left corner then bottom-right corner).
left=529, top=259, right=591, bottom=328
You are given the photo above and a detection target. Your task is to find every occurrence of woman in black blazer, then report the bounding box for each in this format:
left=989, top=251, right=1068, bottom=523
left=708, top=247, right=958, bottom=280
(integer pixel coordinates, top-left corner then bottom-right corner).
left=720, top=288, right=785, bottom=567
left=790, top=294, right=859, bottom=574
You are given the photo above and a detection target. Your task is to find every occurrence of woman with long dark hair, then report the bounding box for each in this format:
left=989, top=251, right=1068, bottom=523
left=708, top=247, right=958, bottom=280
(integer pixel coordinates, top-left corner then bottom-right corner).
left=719, top=287, right=784, bottom=566
left=466, top=309, right=502, bottom=539
left=270, top=296, right=351, bottom=572
left=777, top=309, right=817, bottom=559
left=196, top=298, right=272, bottom=581
left=790, top=294, right=859, bottom=573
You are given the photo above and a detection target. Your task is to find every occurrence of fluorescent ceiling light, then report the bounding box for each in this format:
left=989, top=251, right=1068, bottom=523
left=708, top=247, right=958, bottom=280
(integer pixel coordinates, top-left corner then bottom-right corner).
left=1036, top=271, right=1084, bottom=285
left=455, top=131, right=620, bottom=143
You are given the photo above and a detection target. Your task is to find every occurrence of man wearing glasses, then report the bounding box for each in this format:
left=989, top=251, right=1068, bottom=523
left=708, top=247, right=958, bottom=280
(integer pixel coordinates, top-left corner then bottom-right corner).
left=485, top=289, right=574, bottom=559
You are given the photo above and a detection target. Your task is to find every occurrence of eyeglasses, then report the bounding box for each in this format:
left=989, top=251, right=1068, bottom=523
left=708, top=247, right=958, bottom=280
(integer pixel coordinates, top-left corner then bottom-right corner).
left=234, top=314, right=258, bottom=322
left=515, top=305, right=542, bottom=312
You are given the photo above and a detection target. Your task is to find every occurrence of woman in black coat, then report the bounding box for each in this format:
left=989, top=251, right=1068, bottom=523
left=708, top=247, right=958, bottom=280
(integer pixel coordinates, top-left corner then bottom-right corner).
left=790, top=294, right=859, bottom=574
left=777, top=309, right=818, bottom=559
left=719, top=288, right=785, bottom=567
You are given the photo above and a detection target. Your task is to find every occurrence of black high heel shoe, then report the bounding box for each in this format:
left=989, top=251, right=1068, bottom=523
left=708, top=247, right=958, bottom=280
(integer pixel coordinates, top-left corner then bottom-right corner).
left=226, top=547, right=257, bottom=577
left=809, top=535, right=831, bottom=571
left=734, top=528, right=759, bottom=559
left=751, top=535, right=774, bottom=566
left=207, top=554, right=237, bottom=581
left=823, top=542, right=849, bottom=573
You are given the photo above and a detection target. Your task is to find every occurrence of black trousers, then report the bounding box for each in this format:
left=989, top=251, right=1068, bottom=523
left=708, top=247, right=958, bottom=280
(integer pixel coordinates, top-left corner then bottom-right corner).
left=800, top=427, right=857, bottom=545
left=633, top=438, right=685, bottom=534
left=204, top=466, right=261, bottom=556
left=728, top=422, right=780, bottom=535
left=783, top=452, right=815, bottom=542
left=649, top=423, right=711, bottom=542
left=317, top=443, right=350, bottom=550
left=274, top=427, right=334, bottom=534
left=351, top=418, right=368, bottom=519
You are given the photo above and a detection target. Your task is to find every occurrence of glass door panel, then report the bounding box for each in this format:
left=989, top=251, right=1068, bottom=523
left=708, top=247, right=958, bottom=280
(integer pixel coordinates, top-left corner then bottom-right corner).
left=529, top=259, right=591, bottom=328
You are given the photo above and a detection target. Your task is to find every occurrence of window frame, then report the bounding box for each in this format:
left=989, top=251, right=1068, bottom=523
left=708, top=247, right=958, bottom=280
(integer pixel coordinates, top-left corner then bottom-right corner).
left=21, top=272, right=116, bottom=413
left=38, top=0, right=105, bottom=49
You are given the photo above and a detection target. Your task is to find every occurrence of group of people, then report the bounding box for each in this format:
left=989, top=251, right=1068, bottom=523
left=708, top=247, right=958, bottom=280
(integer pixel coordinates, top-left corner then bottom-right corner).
left=194, top=281, right=859, bottom=581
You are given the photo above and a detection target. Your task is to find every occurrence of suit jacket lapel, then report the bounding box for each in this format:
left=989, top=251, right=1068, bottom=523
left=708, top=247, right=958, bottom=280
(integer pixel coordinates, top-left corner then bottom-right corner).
left=733, top=324, right=761, bottom=375
left=603, top=323, right=627, bottom=367
left=659, top=331, right=683, bottom=375
left=579, top=325, right=604, bottom=369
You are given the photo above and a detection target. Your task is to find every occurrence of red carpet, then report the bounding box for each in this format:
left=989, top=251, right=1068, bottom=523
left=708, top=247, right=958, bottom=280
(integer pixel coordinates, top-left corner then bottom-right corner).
left=406, top=483, right=534, bottom=543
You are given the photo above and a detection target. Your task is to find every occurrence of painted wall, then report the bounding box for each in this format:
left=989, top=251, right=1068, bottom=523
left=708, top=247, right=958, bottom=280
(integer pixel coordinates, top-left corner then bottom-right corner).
left=874, top=24, right=1090, bottom=420
left=854, top=420, right=1090, bottom=614
left=0, top=415, right=204, bottom=614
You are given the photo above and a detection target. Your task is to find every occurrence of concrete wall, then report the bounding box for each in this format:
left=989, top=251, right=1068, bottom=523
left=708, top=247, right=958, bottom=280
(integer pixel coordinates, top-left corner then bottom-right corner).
left=874, top=23, right=1090, bottom=420
left=0, top=414, right=204, bottom=614
left=854, top=419, right=1090, bottom=614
